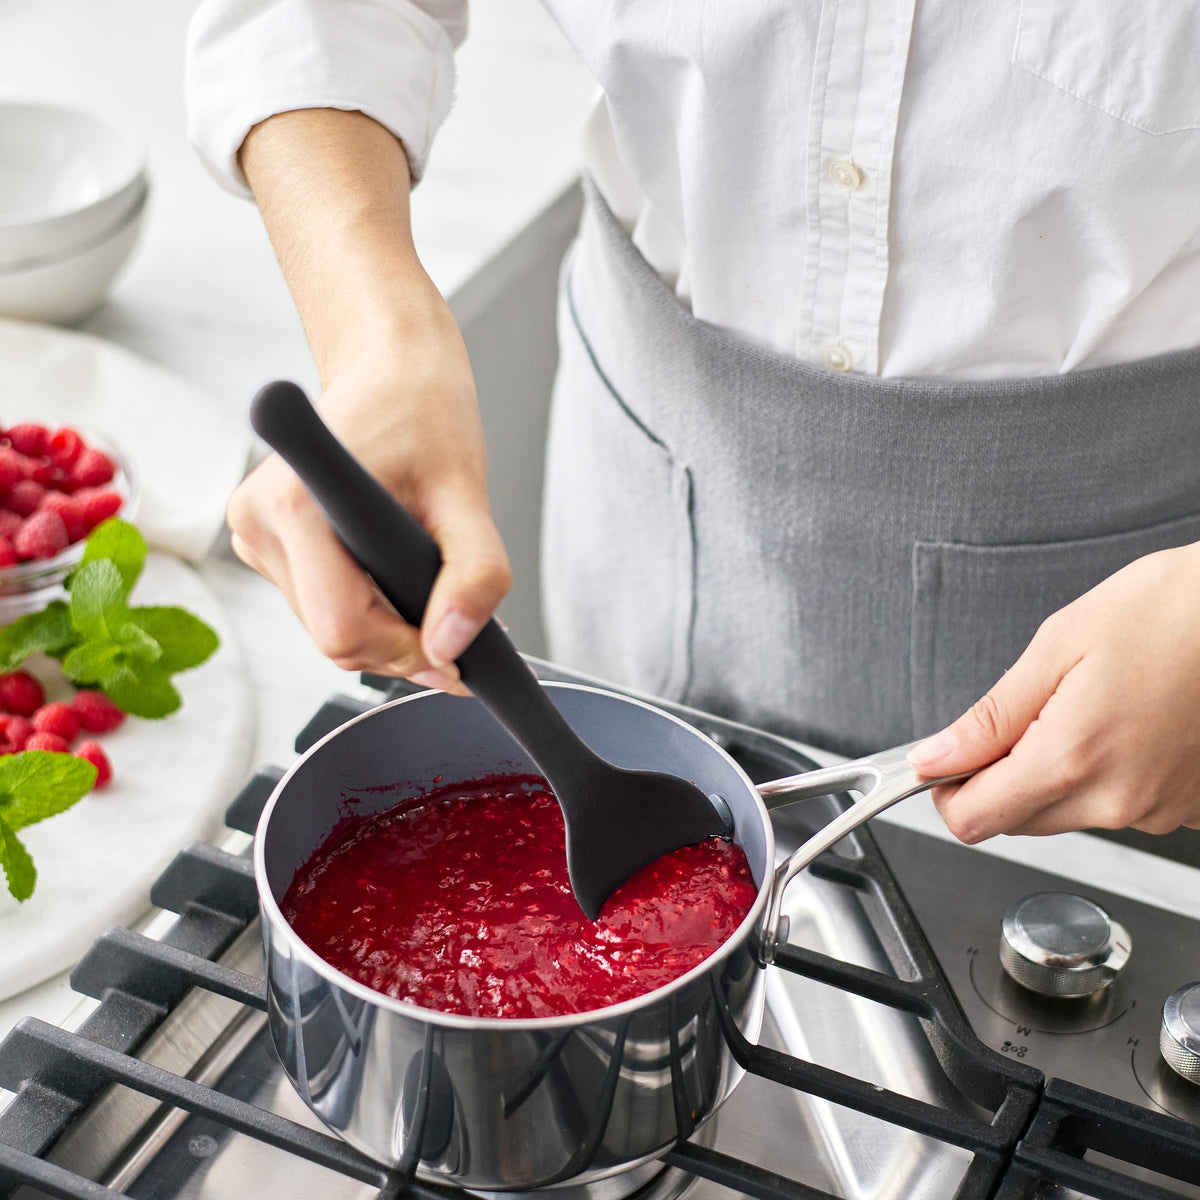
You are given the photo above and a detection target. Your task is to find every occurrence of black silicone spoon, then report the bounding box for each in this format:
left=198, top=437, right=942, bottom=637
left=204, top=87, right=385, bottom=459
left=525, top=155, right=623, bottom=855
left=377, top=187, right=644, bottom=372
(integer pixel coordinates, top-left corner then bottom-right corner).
left=249, top=380, right=726, bottom=920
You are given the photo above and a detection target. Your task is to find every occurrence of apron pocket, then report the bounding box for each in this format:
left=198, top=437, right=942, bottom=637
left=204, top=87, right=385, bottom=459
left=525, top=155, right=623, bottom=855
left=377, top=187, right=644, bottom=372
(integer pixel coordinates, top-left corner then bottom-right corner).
left=911, top=509, right=1200, bottom=736
left=540, top=268, right=696, bottom=700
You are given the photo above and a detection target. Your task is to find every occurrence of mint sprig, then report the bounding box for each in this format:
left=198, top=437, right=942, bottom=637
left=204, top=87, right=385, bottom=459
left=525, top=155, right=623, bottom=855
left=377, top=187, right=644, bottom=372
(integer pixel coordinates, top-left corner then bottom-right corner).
left=0, top=751, right=98, bottom=901
left=0, top=518, right=218, bottom=902
left=0, top=518, right=219, bottom=718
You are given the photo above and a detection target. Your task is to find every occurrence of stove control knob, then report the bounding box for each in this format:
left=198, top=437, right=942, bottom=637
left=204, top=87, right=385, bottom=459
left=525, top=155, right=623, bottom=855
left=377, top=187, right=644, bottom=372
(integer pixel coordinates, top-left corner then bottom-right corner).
left=1160, top=982, right=1200, bottom=1084
left=999, top=892, right=1130, bottom=997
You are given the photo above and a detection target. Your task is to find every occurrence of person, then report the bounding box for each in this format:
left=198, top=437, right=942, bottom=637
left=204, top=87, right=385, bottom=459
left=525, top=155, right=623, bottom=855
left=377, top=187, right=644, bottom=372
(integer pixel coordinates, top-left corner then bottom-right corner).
left=185, top=1, right=1200, bottom=848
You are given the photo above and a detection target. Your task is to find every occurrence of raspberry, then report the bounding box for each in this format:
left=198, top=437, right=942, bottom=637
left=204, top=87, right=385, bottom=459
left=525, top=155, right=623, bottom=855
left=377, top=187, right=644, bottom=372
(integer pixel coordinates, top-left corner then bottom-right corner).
left=40, top=462, right=68, bottom=490
left=0, top=537, right=15, bottom=568
left=25, top=731, right=71, bottom=753
left=72, top=690, right=126, bottom=733
left=32, top=702, right=80, bottom=743
left=0, top=714, right=33, bottom=749
left=0, top=447, right=22, bottom=492
left=6, top=424, right=48, bottom=458
left=6, top=479, right=45, bottom=518
left=14, top=510, right=69, bottom=560
left=0, top=671, right=45, bottom=716
left=37, top=491, right=86, bottom=542
left=46, top=427, right=84, bottom=468
left=0, top=427, right=122, bottom=546
left=69, top=448, right=116, bottom=489
left=21, top=455, right=56, bottom=486
left=71, top=488, right=123, bottom=535
left=75, top=740, right=112, bottom=787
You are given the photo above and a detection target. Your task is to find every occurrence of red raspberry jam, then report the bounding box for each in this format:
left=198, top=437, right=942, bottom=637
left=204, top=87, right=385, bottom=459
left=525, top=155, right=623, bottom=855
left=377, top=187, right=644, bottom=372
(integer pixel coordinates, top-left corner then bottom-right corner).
left=281, top=774, right=758, bottom=1019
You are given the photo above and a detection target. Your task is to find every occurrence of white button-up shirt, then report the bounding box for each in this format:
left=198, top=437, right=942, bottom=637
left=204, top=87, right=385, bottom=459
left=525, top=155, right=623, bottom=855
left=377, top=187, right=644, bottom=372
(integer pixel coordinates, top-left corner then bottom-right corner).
left=187, top=0, right=1200, bottom=380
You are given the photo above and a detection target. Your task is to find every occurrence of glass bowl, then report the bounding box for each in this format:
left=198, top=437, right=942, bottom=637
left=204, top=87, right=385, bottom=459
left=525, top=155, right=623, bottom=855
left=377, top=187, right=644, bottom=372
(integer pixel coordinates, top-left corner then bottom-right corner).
left=0, top=427, right=139, bottom=624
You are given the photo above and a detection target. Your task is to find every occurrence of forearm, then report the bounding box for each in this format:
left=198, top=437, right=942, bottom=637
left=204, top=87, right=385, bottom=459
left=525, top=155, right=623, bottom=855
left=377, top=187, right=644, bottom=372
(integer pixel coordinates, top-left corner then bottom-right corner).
left=239, top=107, right=452, bottom=384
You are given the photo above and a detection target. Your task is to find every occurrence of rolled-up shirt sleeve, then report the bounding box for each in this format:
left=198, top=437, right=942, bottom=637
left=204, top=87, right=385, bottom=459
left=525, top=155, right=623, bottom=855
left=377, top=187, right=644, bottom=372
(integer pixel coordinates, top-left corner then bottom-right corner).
left=185, top=0, right=468, bottom=196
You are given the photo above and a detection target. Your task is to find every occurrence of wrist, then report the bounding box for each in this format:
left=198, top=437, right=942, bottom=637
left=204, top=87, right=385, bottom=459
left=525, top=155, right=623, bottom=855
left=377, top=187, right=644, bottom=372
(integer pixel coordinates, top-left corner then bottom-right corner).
left=313, top=271, right=458, bottom=385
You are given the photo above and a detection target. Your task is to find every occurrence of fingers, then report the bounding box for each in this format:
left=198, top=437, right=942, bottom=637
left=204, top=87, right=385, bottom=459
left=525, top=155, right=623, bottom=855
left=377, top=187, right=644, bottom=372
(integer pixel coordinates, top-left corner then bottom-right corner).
left=228, top=457, right=468, bottom=692
left=419, top=485, right=512, bottom=670
left=228, top=438, right=512, bottom=693
left=937, top=771, right=1194, bottom=842
left=908, top=620, right=1076, bottom=777
left=927, top=692, right=1081, bottom=843
left=282, top=508, right=439, bottom=679
left=926, top=641, right=1121, bottom=844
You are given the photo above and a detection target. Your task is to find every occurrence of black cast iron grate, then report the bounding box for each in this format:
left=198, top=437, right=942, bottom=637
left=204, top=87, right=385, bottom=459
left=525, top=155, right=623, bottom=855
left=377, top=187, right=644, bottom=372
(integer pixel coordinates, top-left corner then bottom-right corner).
left=0, top=671, right=1198, bottom=1200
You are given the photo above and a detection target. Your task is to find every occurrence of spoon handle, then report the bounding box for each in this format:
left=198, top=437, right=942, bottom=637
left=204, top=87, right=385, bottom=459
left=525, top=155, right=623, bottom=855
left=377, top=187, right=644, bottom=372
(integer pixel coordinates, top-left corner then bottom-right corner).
left=249, top=381, right=589, bottom=775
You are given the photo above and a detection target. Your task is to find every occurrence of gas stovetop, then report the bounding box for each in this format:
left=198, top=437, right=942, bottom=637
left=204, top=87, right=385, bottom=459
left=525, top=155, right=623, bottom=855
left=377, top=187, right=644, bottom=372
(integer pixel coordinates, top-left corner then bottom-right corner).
left=1, top=666, right=1199, bottom=1200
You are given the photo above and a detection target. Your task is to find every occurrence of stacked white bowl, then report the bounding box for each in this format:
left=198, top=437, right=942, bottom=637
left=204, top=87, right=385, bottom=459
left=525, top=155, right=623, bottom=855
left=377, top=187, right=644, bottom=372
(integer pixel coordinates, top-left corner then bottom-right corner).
left=0, top=102, right=148, bottom=324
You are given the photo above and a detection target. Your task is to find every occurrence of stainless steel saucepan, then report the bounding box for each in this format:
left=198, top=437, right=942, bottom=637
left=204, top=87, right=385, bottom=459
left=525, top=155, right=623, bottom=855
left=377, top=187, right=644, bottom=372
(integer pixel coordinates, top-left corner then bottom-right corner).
left=255, top=682, right=969, bottom=1190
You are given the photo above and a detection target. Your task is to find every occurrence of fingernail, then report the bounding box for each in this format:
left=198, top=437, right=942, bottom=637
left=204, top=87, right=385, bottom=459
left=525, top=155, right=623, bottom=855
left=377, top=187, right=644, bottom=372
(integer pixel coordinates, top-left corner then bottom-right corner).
left=426, top=611, right=482, bottom=667
left=908, top=729, right=957, bottom=767
left=411, top=667, right=460, bottom=693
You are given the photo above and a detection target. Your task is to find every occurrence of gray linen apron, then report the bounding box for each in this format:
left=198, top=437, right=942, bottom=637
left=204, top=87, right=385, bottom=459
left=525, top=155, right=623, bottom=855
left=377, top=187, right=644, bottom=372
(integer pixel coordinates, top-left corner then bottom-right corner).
left=541, top=180, right=1200, bottom=758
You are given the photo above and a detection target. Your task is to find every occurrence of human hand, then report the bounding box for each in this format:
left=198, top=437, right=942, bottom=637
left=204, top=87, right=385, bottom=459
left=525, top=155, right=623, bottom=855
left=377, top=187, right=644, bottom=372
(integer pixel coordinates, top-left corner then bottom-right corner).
left=230, top=108, right=511, bottom=693
left=228, top=328, right=511, bottom=694
left=906, top=542, right=1200, bottom=842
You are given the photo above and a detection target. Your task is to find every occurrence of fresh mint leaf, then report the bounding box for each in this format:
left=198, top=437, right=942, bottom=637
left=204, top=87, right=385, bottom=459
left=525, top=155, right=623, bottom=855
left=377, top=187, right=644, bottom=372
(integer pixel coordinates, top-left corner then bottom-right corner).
left=78, top=518, right=146, bottom=593
left=69, top=559, right=129, bottom=643
left=63, top=633, right=178, bottom=717
left=62, top=640, right=122, bottom=686
left=128, top=606, right=219, bottom=673
left=103, top=661, right=181, bottom=719
left=63, top=594, right=218, bottom=716
left=0, top=601, right=75, bottom=671
left=0, top=753, right=96, bottom=902
left=0, top=750, right=98, bottom=830
left=0, top=818, right=35, bottom=903
left=114, top=619, right=163, bottom=665
left=0, top=512, right=224, bottom=902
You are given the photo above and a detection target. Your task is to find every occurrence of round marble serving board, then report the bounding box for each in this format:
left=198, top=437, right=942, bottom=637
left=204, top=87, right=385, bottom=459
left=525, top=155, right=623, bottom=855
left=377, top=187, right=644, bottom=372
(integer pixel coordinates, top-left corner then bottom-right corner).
left=0, top=552, right=255, bottom=1001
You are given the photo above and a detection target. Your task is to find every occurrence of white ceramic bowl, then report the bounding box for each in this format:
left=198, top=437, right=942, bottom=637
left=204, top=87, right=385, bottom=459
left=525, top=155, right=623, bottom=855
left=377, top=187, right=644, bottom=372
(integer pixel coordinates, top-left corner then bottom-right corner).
left=0, top=178, right=147, bottom=325
left=0, top=102, right=147, bottom=270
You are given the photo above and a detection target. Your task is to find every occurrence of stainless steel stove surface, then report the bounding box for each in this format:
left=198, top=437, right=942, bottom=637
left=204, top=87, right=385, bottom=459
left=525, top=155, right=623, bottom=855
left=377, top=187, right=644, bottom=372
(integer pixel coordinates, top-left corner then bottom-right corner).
left=2, top=668, right=1199, bottom=1200
left=873, top=822, right=1200, bottom=1133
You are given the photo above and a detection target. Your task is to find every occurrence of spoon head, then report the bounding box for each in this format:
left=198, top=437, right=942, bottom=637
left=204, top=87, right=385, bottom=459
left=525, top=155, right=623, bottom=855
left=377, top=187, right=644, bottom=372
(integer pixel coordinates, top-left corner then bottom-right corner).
left=561, top=763, right=728, bottom=920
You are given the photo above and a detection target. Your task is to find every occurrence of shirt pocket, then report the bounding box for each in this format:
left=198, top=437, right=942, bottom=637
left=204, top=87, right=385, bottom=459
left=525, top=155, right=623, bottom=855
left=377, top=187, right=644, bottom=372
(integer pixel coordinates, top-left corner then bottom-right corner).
left=539, top=259, right=696, bottom=701
left=910, top=509, right=1200, bottom=737
left=1013, top=0, right=1200, bottom=134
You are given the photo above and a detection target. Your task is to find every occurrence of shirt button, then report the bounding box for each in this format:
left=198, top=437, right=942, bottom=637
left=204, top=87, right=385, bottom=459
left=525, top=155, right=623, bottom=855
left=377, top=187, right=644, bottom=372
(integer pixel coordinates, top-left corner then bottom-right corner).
left=830, top=159, right=864, bottom=191
left=821, top=342, right=854, bottom=372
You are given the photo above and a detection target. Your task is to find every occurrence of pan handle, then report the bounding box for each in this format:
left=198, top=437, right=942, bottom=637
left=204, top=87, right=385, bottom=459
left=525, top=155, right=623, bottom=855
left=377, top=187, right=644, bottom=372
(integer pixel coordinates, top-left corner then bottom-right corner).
left=754, top=743, right=975, bottom=964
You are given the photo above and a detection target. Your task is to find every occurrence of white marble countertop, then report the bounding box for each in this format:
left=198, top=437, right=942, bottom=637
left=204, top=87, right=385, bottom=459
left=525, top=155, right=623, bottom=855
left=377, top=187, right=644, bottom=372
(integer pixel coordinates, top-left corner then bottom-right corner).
left=2, top=0, right=1199, bottom=1071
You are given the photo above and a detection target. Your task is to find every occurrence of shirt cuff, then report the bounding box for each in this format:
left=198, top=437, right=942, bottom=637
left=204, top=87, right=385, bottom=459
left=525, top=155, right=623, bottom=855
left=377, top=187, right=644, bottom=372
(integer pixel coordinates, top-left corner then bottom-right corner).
left=185, top=0, right=467, bottom=197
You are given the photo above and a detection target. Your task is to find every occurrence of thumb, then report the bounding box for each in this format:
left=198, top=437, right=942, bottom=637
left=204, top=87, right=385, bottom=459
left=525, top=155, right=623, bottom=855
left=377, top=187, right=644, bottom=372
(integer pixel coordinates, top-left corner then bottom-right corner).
left=907, top=637, right=1066, bottom=775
